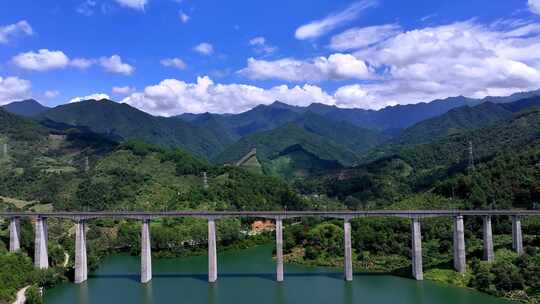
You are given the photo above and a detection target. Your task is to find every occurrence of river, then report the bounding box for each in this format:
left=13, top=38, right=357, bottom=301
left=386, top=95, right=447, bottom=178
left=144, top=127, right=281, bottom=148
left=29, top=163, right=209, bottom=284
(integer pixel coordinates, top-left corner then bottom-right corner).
left=44, top=245, right=513, bottom=304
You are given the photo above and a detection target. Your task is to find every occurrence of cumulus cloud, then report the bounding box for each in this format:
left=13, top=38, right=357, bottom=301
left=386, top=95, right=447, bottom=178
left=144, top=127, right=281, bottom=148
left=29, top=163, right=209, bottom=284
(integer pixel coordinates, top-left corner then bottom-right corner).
left=529, top=0, right=540, bottom=15
left=112, top=86, right=135, bottom=94
left=0, top=76, right=32, bottom=105
left=99, top=55, right=134, bottom=75
left=161, top=58, right=187, bottom=70
left=122, top=76, right=337, bottom=116
left=44, top=90, right=60, bottom=99
left=12, top=49, right=70, bottom=71
left=249, top=37, right=278, bottom=55
left=69, top=93, right=110, bottom=103
left=179, top=11, right=190, bottom=23
left=194, top=43, right=214, bottom=55
left=348, top=20, right=540, bottom=104
left=239, top=53, right=373, bottom=82
left=115, top=0, right=147, bottom=10
left=0, top=20, right=33, bottom=44
left=295, top=0, right=378, bottom=40
left=330, top=24, right=401, bottom=51
left=11, top=51, right=133, bottom=75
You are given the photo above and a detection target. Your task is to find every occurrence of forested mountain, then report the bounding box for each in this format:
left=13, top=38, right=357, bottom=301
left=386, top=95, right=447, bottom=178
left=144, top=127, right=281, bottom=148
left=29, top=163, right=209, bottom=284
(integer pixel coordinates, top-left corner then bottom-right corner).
left=180, top=101, right=304, bottom=140
left=2, top=99, right=50, bottom=117
left=302, top=107, right=540, bottom=208
left=214, top=123, right=360, bottom=177
left=37, top=99, right=233, bottom=158
left=396, top=97, right=540, bottom=145
left=179, top=97, right=482, bottom=135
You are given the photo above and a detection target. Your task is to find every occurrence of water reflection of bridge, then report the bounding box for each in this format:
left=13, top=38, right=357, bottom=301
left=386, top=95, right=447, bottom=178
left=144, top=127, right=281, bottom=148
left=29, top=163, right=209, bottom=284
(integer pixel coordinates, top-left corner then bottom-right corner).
left=2, top=210, right=539, bottom=284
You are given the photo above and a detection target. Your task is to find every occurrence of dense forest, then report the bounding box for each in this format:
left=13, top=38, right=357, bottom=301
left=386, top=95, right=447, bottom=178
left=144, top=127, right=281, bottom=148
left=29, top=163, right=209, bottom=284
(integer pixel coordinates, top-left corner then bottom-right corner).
left=1, top=97, right=540, bottom=303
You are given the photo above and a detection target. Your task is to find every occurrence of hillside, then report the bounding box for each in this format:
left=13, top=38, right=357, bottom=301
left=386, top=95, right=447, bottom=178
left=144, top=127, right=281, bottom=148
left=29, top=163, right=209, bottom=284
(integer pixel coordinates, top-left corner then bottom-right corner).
left=37, top=99, right=233, bottom=158
left=214, top=123, right=360, bottom=178
left=2, top=99, right=50, bottom=117
left=396, top=97, right=540, bottom=145
left=297, top=107, right=540, bottom=208
left=180, top=97, right=482, bottom=136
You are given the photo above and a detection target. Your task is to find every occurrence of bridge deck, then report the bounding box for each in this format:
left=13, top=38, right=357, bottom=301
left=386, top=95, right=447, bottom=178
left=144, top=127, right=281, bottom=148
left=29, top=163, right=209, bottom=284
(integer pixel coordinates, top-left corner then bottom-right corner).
left=0, top=210, right=539, bottom=220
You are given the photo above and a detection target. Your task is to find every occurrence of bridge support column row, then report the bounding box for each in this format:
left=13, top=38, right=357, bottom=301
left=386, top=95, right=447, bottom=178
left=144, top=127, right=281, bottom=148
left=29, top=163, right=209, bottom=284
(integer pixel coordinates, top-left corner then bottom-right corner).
left=512, top=216, right=523, bottom=255
left=483, top=216, right=494, bottom=262
left=75, top=220, right=88, bottom=284
left=34, top=217, right=49, bottom=269
left=344, top=219, right=353, bottom=282
left=208, top=219, right=217, bottom=283
left=141, top=219, right=152, bottom=283
left=453, top=216, right=466, bottom=273
left=411, top=218, right=423, bottom=280
left=9, top=217, right=21, bottom=252
left=276, top=218, right=284, bottom=282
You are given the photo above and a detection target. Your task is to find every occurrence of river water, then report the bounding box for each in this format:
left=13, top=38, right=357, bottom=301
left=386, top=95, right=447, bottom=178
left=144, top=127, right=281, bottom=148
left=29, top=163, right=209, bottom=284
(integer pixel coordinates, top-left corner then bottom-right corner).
left=44, top=245, right=513, bottom=304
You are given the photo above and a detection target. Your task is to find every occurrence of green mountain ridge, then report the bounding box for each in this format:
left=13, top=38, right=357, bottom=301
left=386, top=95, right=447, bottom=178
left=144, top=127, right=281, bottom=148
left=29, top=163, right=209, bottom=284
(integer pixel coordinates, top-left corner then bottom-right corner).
left=36, top=99, right=233, bottom=158
left=2, top=99, right=50, bottom=117
left=396, top=97, right=540, bottom=145
left=213, top=123, right=360, bottom=173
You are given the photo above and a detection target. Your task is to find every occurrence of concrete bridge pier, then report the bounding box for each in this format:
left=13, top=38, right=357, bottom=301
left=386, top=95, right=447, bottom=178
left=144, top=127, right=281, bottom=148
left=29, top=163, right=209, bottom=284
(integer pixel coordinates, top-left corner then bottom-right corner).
left=276, top=218, right=284, bottom=282
left=141, top=219, right=152, bottom=283
left=453, top=216, right=466, bottom=273
left=344, top=219, right=353, bottom=281
left=482, top=216, right=494, bottom=262
left=9, top=217, right=21, bottom=252
left=411, top=218, right=423, bottom=280
left=512, top=216, right=523, bottom=255
left=208, top=218, right=217, bottom=283
left=75, top=220, right=88, bottom=284
left=34, top=217, right=49, bottom=269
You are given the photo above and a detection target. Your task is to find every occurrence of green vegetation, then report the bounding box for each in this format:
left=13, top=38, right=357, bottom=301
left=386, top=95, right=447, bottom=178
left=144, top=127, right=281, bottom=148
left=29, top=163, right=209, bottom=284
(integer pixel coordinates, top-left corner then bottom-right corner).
left=214, top=123, right=359, bottom=174
left=37, top=99, right=233, bottom=158
left=2, top=95, right=540, bottom=302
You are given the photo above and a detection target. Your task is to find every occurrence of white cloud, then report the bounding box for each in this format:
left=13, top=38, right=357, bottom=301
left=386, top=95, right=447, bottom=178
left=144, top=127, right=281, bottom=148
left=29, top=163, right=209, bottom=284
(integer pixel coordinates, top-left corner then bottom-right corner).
left=239, top=53, right=373, bottom=82
left=77, top=0, right=97, bottom=16
left=115, top=0, right=147, bottom=10
left=179, top=11, right=190, bottom=23
left=69, top=93, right=110, bottom=103
left=249, top=36, right=278, bottom=55
left=0, top=20, right=33, bottom=44
left=12, top=49, right=70, bottom=71
left=112, top=86, right=135, bottom=94
left=122, top=76, right=336, bottom=116
left=12, top=51, right=133, bottom=75
left=295, top=0, right=378, bottom=40
left=350, top=21, right=540, bottom=103
left=161, top=58, right=187, bottom=70
left=194, top=42, right=214, bottom=55
left=44, top=90, right=60, bottom=99
left=70, top=58, right=95, bottom=69
left=330, top=24, right=401, bottom=51
left=529, top=0, right=540, bottom=15
left=99, top=55, right=134, bottom=75
left=0, top=76, right=32, bottom=105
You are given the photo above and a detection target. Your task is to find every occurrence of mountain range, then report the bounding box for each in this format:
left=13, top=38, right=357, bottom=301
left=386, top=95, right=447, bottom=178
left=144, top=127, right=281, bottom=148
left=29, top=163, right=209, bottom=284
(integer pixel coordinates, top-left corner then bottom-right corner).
left=2, top=89, right=540, bottom=176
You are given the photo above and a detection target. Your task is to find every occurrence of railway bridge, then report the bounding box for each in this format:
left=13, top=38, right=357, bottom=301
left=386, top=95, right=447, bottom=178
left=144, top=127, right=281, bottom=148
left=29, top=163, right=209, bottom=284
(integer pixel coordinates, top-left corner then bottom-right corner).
left=1, top=210, right=539, bottom=284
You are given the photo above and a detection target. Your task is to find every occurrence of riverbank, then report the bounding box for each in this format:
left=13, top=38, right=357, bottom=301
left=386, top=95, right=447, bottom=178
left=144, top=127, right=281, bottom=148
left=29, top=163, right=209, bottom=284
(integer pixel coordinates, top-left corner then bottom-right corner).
left=11, top=285, right=28, bottom=304
left=283, top=244, right=537, bottom=303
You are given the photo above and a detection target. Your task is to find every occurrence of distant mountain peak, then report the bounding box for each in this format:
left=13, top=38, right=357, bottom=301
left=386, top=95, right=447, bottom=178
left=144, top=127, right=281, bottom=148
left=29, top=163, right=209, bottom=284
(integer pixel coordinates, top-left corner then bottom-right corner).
left=2, top=99, right=50, bottom=117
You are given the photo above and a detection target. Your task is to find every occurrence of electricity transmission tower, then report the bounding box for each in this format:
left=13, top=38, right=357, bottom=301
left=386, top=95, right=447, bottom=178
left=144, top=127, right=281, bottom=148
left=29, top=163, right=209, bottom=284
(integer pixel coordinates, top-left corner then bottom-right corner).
left=468, top=140, right=475, bottom=172
left=203, top=171, right=208, bottom=189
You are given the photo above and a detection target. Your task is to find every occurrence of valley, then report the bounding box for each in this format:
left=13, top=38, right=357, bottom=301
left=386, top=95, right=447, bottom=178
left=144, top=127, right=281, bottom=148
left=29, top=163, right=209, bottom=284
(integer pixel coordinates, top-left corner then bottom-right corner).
left=1, top=91, right=540, bottom=303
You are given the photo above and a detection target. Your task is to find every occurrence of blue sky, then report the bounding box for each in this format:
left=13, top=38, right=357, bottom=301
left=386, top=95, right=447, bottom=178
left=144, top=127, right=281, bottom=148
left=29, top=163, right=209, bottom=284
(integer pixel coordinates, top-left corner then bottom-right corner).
left=1, top=0, right=540, bottom=116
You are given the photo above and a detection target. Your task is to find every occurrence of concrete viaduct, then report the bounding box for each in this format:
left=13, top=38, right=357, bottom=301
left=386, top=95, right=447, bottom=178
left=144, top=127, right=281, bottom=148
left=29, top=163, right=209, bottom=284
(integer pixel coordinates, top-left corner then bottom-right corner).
left=1, top=210, right=539, bottom=284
